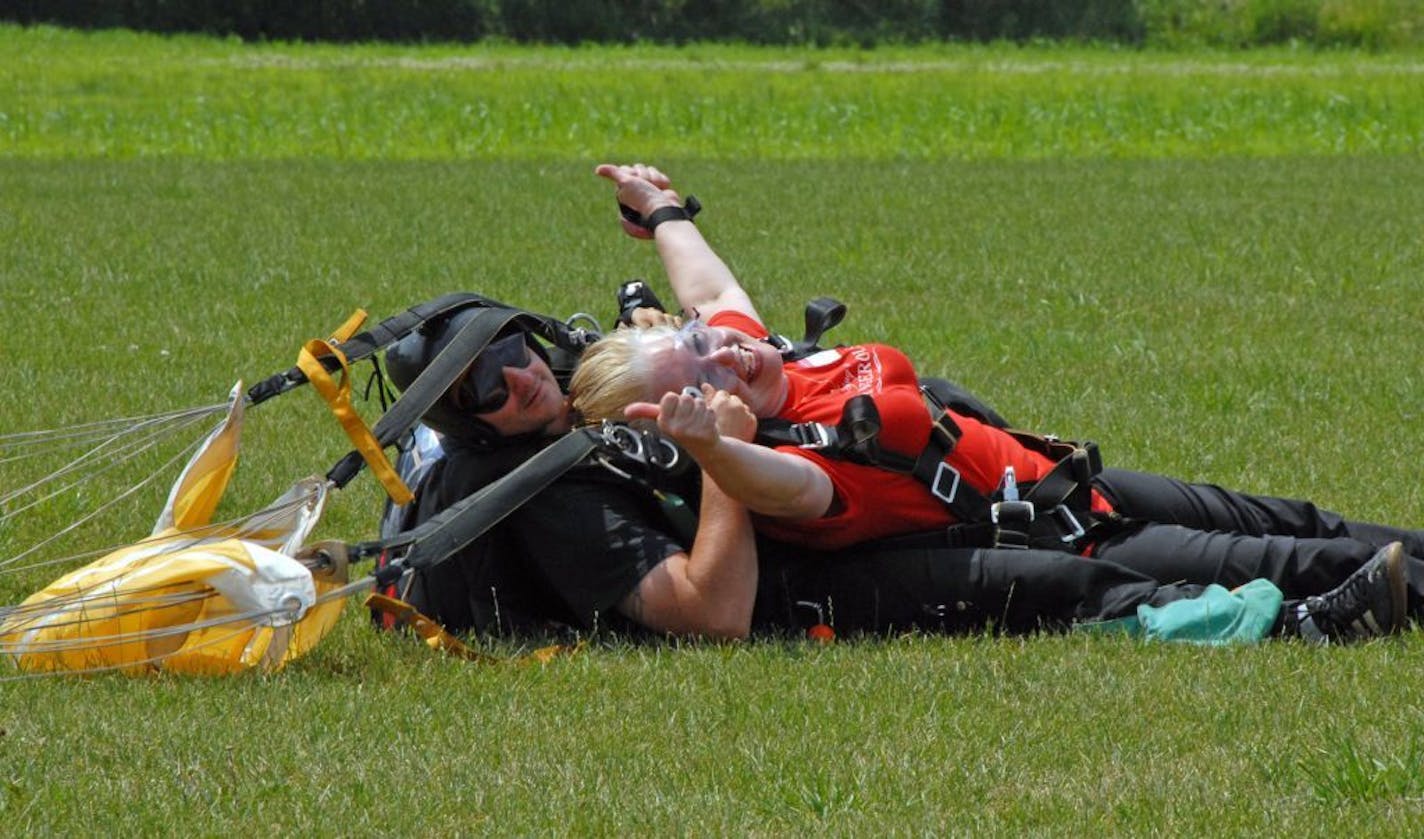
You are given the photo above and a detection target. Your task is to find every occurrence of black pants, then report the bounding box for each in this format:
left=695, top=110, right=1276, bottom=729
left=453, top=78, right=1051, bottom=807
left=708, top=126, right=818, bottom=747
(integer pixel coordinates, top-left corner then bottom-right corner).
left=1091, top=469, right=1424, bottom=602
left=957, top=469, right=1424, bottom=632
left=761, top=469, right=1424, bottom=635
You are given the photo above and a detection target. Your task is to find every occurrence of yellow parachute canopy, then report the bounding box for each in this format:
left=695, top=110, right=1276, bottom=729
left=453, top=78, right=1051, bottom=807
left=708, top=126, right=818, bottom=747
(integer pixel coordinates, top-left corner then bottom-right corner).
left=0, top=384, right=349, bottom=676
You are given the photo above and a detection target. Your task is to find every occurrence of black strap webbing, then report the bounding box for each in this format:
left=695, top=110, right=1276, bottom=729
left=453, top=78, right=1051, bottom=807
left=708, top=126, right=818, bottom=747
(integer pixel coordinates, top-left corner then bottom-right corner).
left=368, top=310, right=536, bottom=448
left=246, top=292, right=595, bottom=408
left=324, top=308, right=525, bottom=488
left=334, top=293, right=504, bottom=368
left=245, top=293, right=500, bottom=406
left=377, top=427, right=604, bottom=574
left=790, top=297, right=847, bottom=360
left=756, top=395, right=1105, bottom=548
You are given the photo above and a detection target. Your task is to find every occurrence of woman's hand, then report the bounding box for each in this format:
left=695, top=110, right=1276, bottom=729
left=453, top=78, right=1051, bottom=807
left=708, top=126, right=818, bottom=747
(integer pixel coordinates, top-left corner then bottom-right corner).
left=625, top=384, right=757, bottom=459
left=625, top=385, right=721, bottom=456
left=706, top=386, right=757, bottom=443
left=595, top=163, right=682, bottom=240
left=627, top=384, right=832, bottom=520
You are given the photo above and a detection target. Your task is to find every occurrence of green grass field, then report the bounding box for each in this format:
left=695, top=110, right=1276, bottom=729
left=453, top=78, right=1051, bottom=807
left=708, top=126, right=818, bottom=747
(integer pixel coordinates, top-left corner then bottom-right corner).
left=2, top=24, right=1423, bottom=834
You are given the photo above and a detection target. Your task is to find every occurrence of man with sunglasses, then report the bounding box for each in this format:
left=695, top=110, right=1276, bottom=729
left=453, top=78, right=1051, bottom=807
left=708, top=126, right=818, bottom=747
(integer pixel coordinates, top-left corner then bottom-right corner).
left=443, top=331, right=573, bottom=439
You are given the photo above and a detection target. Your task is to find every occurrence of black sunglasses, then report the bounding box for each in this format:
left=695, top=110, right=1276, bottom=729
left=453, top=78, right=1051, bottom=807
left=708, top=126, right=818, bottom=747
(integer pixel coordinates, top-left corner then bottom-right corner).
left=452, top=333, right=534, bottom=415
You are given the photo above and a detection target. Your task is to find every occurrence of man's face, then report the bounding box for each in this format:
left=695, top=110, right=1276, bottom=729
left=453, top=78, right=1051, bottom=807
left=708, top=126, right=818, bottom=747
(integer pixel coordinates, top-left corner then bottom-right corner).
left=644, top=321, right=787, bottom=416
left=453, top=335, right=570, bottom=437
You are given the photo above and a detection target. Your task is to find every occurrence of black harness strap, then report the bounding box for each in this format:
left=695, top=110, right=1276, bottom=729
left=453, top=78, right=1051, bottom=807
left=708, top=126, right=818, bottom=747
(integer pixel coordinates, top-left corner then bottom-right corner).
left=246, top=293, right=497, bottom=407
left=756, top=392, right=1106, bottom=552
left=247, top=292, right=600, bottom=406
left=368, top=311, right=557, bottom=448
left=324, top=309, right=529, bottom=489
left=365, top=427, right=606, bottom=580
left=334, top=293, right=505, bottom=368
left=245, top=291, right=597, bottom=491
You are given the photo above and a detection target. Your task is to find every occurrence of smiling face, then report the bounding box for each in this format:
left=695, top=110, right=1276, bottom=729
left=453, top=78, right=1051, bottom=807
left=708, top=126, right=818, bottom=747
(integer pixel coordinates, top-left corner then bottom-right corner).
left=643, top=321, right=787, bottom=417
left=450, top=339, right=571, bottom=437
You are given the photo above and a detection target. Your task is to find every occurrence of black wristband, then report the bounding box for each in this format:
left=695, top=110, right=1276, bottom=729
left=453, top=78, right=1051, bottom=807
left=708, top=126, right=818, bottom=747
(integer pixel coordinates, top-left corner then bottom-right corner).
left=619, top=195, right=702, bottom=234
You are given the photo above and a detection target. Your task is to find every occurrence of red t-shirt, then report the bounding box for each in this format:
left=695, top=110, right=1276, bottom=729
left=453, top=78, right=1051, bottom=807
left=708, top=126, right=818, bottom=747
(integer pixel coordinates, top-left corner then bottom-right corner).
left=709, top=311, right=1112, bottom=550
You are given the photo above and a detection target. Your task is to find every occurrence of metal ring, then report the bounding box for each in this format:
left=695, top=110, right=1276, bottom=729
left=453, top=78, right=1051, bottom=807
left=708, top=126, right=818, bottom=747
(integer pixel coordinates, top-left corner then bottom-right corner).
left=601, top=421, right=644, bottom=460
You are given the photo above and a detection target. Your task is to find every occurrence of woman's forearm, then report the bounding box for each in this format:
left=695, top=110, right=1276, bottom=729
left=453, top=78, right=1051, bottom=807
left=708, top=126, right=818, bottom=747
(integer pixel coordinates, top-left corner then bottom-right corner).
left=652, top=221, right=759, bottom=322
left=691, top=437, right=834, bottom=520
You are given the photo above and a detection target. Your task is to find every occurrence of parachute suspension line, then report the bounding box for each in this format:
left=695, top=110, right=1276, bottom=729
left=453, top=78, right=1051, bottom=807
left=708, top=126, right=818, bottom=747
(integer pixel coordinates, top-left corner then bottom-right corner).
left=0, top=603, right=300, bottom=682
left=0, top=480, right=323, bottom=577
left=311, top=574, right=378, bottom=607
left=0, top=416, right=224, bottom=571
left=0, top=402, right=229, bottom=456
left=0, top=547, right=339, bottom=636
left=0, top=403, right=227, bottom=510
left=0, top=586, right=216, bottom=633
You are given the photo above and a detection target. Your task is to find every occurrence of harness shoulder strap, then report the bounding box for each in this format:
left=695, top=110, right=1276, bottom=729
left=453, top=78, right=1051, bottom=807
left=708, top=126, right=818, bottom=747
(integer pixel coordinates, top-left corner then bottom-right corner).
left=379, top=427, right=606, bottom=576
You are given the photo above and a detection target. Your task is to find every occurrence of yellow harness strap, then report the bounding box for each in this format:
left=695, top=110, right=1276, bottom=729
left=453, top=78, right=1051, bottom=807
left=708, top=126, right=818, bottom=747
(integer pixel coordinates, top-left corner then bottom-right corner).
left=365, top=593, right=576, bottom=664
left=296, top=309, right=414, bottom=506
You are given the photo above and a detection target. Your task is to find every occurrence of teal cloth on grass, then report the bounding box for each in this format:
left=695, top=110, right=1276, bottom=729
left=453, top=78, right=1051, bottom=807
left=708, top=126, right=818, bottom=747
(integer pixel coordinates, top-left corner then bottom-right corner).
left=1078, top=579, right=1284, bottom=645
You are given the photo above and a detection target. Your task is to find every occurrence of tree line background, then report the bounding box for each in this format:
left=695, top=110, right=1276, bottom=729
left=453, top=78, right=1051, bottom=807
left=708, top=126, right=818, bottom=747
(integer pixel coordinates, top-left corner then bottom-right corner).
left=2, top=0, right=1419, bottom=48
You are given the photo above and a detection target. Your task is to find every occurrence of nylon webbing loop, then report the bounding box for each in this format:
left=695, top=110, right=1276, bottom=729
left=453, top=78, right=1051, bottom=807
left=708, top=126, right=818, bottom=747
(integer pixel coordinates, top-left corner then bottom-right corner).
left=794, top=297, right=847, bottom=359
left=297, top=332, right=414, bottom=506
left=328, top=308, right=369, bottom=344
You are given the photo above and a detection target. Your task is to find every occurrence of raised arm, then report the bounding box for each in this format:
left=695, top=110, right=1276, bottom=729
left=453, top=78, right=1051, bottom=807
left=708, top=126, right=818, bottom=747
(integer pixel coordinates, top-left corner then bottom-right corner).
left=595, top=163, right=760, bottom=323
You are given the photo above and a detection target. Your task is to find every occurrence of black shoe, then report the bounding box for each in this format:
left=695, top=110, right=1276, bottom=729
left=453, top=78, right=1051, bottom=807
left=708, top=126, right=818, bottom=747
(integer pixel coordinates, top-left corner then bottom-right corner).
left=1294, top=542, right=1407, bottom=644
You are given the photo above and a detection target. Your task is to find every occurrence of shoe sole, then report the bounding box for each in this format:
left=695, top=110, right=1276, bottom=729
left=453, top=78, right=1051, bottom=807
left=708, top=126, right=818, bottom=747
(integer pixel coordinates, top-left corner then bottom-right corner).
left=1380, top=541, right=1408, bottom=634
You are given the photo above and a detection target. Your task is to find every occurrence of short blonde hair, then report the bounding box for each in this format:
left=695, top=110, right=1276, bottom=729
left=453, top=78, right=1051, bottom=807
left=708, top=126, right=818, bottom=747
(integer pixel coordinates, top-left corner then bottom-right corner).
left=570, top=325, right=677, bottom=422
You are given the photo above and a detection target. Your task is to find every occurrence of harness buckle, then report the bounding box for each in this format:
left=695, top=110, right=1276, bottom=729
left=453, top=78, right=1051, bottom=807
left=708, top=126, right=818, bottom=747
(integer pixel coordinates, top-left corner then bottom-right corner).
left=789, top=422, right=834, bottom=450
left=990, top=500, right=1035, bottom=550
left=930, top=462, right=962, bottom=505
left=991, top=500, right=1035, bottom=526
left=599, top=421, right=680, bottom=471
left=1051, top=504, right=1088, bottom=544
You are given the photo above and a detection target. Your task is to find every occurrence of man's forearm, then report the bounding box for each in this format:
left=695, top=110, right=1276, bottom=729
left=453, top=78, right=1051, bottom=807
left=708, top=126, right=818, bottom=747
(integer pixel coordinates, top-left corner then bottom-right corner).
left=619, top=472, right=759, bottom=639
left=680, top=475, right=759, bottom=636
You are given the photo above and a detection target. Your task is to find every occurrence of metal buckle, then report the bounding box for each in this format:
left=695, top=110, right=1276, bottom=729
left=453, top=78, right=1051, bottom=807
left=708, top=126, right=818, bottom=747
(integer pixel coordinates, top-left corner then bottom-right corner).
left=930, top=462, right=962, bottom=505
left=790, top=422, right=833, bottom=450
left=648, top=435, right=681, bottom=470
left=601, top=421, right=643, bottom=459
left=598, top=421, right=681, bottom=471
left=1052, top=505, right=1087, bottom=543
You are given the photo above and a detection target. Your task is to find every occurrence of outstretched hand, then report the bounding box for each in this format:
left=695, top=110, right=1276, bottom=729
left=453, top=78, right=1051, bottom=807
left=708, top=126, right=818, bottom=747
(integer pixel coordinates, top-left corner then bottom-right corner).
left=625, top=384, right=756, bottom=455
left=595, top=163, right=682, bottom=240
